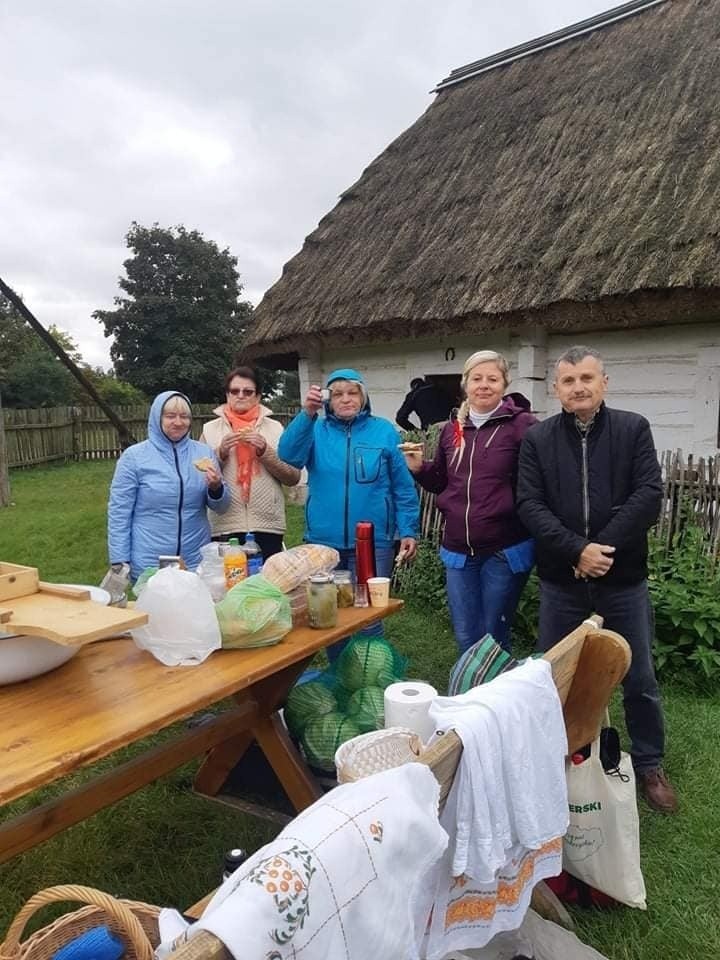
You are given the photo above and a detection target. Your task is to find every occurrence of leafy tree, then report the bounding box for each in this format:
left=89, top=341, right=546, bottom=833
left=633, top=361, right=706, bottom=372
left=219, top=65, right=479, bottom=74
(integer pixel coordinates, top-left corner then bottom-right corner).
left=68, top=367, right=147, bottom=406
left=95, top=222, right=253, bottom=402
left=0, top=293, right=143, bottom=409
left=0, top=295, right=77, bottom=407
left=264, top=369, right=300, bottom=411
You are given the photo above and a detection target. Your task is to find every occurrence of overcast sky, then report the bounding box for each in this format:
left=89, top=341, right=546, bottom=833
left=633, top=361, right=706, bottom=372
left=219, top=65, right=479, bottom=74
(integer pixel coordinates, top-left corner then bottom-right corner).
left=2, top=0, right=610, bottom=368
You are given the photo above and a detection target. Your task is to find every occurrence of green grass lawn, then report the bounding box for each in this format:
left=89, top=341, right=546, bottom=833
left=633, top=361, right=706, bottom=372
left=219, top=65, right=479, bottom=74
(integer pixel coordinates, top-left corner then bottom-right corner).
left=0, top=461, right=718, bottom=955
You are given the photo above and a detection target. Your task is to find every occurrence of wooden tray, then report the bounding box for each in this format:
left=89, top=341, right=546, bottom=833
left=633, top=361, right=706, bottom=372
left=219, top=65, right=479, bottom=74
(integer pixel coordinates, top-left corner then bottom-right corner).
left=0, top=563, right=39, bottom=603
left=0, top=582, right=148, bottom=646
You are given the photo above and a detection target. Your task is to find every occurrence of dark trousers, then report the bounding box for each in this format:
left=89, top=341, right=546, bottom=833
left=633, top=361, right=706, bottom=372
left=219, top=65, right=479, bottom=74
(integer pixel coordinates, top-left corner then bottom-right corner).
left=537, top=578, right=665, bottom=773
left=211, top=531, right=284, bottom=559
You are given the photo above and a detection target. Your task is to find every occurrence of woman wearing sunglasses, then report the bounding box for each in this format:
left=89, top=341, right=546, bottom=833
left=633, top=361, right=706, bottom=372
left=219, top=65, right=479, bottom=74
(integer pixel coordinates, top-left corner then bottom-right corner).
left=200, top=366, right=300, bottom=559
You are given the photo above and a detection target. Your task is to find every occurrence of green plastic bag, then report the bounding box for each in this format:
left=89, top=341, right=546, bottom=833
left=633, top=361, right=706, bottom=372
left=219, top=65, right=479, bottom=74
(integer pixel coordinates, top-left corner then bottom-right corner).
left=215, top=574, right=292, bottom=648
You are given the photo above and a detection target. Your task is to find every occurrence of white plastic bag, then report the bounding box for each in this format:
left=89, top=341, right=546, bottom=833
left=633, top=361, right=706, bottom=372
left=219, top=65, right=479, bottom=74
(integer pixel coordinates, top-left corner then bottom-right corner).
left=563, top=737, right=646, bottom=909
left=196, top=541, right=227, bottom=602
left=131, top=567, right=222, bottom=666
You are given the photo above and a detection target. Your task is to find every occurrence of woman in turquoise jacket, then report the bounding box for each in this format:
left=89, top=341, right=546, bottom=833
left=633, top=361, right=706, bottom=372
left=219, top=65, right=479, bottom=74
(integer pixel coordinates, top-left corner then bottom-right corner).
left=108, top=391, right=230, bottom=581
left=278, top=368, right=419, bottom=576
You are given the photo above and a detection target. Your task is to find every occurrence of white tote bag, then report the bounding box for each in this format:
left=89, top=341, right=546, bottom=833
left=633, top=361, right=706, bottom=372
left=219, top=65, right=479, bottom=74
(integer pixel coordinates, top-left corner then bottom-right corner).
left=563, top=737, right=647, bottom=909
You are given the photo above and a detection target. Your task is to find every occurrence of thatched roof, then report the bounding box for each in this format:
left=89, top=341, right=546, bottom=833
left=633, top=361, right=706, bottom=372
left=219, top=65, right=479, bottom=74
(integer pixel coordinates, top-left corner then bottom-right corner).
left=246, top=0, right=720, bottom=361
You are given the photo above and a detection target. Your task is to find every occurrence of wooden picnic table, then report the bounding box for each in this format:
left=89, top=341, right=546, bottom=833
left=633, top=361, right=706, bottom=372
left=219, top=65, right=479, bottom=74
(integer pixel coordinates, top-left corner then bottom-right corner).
left=0, top=600, right=403, bottom=864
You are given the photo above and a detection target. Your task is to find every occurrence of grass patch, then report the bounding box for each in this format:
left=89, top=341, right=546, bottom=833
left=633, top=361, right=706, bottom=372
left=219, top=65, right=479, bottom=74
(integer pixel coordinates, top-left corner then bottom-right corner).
left=1, top=462, right=719, bottom=955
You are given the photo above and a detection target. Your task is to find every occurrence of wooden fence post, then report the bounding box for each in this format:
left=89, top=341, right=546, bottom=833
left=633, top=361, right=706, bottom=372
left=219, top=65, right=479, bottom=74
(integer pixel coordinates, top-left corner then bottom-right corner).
left=0, top=393, right=10, bottom=507
left=71, top=407, right=83, bottom=461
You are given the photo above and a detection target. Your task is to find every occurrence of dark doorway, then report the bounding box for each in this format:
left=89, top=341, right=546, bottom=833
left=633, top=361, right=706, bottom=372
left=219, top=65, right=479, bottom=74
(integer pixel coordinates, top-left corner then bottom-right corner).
left=425, top=374, right=462, bottom=411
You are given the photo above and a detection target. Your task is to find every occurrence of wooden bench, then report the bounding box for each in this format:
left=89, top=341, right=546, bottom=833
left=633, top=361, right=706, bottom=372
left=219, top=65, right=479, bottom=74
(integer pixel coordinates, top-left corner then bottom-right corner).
left=176, top=615, right=630, bottom=960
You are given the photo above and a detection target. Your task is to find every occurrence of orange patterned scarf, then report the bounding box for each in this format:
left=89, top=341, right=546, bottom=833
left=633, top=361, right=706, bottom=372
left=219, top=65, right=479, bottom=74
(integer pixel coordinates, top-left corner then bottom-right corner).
left=223, top=403, right=261, bottom=503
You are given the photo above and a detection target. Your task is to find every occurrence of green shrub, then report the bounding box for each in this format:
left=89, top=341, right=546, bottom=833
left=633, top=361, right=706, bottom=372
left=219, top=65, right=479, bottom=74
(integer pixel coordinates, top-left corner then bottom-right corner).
left=394, top=537, right=448, bottom=613
left=394, top=538, right=540, bottom=657
left=648, top=525, right=720, bottom=683
left=511, top=571, right=540, bottom=655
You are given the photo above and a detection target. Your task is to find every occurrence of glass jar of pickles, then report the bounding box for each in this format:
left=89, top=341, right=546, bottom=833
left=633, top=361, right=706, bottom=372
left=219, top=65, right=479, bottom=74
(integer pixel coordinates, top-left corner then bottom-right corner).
left=306, top=573, right=338, bottom=628
left=334, top=570, right=354, bottom=608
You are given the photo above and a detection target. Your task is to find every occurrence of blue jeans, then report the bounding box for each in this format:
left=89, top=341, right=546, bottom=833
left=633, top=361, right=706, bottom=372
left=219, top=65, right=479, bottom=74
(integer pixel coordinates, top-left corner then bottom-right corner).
left=445, top=552, right=530, bottom=654
left=326, top=546, right=395, bottom=664
left=537, top=578, right=665, bottom=773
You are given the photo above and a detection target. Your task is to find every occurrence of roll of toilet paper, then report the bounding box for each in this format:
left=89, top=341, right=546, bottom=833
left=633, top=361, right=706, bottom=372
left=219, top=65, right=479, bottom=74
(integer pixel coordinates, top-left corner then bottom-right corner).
left=384, top=681, right=438, bottom=744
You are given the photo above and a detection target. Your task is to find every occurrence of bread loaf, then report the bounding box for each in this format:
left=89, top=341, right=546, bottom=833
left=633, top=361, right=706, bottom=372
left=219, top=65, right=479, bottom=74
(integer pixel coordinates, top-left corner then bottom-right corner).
left=262, top=544, right=340, bottom=593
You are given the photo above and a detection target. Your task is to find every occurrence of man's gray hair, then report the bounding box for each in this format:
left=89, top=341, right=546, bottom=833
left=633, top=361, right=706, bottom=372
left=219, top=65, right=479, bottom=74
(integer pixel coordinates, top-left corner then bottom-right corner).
left=555, top=345, right=605, bottom=373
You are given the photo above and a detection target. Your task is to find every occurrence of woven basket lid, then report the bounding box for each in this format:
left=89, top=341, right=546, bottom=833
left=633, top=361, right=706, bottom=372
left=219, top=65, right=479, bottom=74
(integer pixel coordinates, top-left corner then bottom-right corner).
left=334, top=726, right=423, bottom=783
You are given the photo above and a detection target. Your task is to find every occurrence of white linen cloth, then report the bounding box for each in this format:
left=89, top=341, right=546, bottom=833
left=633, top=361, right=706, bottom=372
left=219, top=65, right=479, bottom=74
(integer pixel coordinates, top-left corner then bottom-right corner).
left=417, top=658, right=569, bottom=959
left=442, top=907, right=611, bottom=959
left=158, top=763, right=447, bottom=960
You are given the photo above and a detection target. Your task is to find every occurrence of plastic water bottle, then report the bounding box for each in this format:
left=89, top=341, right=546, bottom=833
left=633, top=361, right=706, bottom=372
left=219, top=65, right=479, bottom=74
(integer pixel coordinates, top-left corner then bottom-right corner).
left=222, top=847, right=248, bottom=881
left=243, top=533, right=263, bottom=576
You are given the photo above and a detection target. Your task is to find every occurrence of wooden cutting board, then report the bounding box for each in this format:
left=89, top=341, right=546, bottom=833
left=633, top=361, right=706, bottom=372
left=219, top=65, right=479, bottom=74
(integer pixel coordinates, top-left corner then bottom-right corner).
left=0, top=590, right=148, bottom=645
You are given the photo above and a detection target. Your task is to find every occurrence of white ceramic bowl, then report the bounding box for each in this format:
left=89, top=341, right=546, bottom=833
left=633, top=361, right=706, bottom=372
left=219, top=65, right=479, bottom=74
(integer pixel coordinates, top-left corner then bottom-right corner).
left=0, top=584, right=110, bottom=686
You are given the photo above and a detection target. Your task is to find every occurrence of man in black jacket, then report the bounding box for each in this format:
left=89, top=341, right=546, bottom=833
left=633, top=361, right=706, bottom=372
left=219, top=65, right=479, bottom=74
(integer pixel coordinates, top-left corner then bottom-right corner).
left=517, top=345, right=677, bottom=814
left=396, top=377, right=453, bottom=431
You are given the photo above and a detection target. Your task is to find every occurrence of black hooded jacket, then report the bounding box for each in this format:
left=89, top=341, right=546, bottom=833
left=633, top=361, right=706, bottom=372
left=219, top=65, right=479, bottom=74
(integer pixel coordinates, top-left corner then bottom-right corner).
left=516, top=404, right=662, bottom=585
left=396, top=383, right=453, bottom=431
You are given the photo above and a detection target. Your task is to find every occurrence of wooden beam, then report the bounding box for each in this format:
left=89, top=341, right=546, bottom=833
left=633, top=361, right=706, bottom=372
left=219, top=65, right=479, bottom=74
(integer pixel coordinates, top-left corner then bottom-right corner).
left=0, top=278, right=136, bottom=449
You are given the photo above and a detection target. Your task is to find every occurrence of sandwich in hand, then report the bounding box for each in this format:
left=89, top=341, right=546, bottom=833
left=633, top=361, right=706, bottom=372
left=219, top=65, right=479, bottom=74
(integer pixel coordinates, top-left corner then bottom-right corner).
left=397, top=441, right=424, bottom=453
left=193, top=457, right=215, bottom=472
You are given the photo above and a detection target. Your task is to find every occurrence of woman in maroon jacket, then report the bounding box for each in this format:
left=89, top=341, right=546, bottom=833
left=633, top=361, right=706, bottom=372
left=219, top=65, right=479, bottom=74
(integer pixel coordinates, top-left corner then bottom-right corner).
left=403, top=350, right=537, bottom=653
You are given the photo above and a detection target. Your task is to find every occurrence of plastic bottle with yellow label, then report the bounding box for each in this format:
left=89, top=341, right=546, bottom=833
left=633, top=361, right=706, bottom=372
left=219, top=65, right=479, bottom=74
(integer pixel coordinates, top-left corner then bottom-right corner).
left=223, top=538, right=248, bottom=589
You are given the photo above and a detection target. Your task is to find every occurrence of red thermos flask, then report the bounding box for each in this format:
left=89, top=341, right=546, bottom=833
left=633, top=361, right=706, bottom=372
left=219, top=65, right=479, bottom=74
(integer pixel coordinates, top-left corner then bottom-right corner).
left=355, top=521, right=377, bottom=584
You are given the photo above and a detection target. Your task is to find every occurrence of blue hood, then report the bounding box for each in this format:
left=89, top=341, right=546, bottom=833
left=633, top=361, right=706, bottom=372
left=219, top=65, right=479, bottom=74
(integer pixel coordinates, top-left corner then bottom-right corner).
left=325, top=367, right=371, bottom=418
left=148, top=390, right=192, bottom=451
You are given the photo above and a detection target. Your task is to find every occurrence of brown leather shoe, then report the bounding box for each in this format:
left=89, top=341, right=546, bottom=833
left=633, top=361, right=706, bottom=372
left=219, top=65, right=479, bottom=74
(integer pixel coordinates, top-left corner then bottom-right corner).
left=638, top=768, right=678, bottom=814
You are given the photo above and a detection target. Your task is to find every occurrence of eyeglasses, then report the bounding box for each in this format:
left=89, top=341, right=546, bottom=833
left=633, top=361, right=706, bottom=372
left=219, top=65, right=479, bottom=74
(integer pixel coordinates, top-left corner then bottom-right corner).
left=228, top=387, right=256, bottom=397
left=162, top=412, right=191, bottom=422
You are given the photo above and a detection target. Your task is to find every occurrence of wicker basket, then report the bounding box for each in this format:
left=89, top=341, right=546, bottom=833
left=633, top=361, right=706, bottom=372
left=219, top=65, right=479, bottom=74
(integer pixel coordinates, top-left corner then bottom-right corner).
left=334, top=726, right=424, bottom=783
left=0, top=885, right=161, bottom=960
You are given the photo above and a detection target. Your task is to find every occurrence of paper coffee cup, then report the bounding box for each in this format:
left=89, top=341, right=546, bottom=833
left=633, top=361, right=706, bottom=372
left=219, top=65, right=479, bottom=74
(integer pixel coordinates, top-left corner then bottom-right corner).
left=367, top=576, right=390, bottom=607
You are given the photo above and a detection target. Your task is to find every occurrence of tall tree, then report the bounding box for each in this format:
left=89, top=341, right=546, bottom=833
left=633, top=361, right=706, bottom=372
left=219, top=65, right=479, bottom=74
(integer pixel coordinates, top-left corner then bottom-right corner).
left=0, top=293, right=79, bottom=407
left=95, top=222, right=253, bottom=402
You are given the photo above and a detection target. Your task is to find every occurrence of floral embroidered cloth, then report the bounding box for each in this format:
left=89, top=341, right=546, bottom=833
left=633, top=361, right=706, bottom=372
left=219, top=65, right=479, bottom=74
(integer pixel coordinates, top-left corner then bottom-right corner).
left=161, top=763, right=447, bottom=960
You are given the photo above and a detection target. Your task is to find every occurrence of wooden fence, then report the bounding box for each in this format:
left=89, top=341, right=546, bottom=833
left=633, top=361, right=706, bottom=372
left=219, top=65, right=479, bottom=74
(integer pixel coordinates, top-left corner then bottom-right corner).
left=2, top=405, right=299, bottom=468
left=657, top=450, right=720, bottom=558
left=417, top=447, right=720, bottom=559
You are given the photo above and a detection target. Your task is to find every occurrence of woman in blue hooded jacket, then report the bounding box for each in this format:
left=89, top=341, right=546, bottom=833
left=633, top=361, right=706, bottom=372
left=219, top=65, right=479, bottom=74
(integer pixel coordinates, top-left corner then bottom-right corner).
left=279, top=369, right=419, bottom=577
left=108, top=391, right=230, bottom=581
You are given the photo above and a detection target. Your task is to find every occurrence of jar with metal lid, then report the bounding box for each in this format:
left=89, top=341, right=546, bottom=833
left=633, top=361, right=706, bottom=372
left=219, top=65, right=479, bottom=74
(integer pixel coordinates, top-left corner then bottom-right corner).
left=306, top=573, right=338, bottom=628
left=334, top=570, right=354, bottom=608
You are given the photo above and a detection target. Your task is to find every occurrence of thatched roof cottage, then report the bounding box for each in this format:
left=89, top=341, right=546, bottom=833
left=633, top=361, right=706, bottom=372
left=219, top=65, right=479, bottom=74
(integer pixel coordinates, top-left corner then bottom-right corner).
left=245, top=0, right=720, bottom=455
